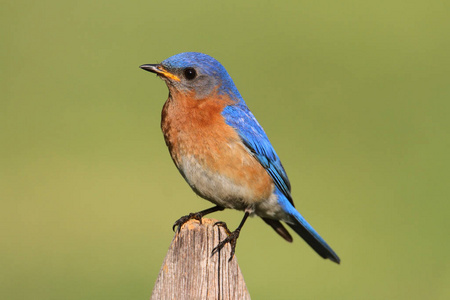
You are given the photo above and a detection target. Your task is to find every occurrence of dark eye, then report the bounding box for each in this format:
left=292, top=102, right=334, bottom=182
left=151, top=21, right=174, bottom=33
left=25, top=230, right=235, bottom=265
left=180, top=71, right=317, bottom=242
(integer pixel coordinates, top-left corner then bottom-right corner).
left=184, top=67, right=197, bottom=80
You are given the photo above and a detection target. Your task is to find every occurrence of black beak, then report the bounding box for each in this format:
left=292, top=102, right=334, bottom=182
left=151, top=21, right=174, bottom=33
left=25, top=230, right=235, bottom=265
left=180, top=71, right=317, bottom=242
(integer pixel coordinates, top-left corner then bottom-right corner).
left=139, top=64, right=180, bottom=81
left=140, top=64, right=160, bottom=73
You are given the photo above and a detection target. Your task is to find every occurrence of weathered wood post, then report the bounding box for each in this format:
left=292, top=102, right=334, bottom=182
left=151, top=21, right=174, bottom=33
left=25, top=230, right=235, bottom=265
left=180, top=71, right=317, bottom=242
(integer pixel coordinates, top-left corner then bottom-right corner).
left=151, top=218, right=251, bottom=300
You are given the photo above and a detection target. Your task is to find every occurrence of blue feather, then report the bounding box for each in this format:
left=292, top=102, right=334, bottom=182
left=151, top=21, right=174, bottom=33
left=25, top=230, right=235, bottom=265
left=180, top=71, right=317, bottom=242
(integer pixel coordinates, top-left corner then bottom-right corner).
left=223, top=102, right=340, bottom=263
left=275, top=189, right=341, bottom=263
left=161, top=52, right=242, bottom=99
left=222, top=103, right=293, bottom=205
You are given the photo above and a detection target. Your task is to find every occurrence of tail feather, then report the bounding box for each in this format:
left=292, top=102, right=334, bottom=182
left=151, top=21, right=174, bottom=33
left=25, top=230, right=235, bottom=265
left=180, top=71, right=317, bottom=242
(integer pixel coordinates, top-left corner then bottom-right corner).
left=287, top=211, right=340, bottom=264
left=262, top=218, right=293, bottom=242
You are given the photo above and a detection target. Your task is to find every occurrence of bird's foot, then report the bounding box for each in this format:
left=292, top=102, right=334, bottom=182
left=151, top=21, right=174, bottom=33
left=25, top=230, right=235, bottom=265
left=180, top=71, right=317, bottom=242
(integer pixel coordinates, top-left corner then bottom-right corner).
left=212, top=221, right=241, bottom=262
left=172, top=212, right=203, bottom=232
left=172, top=206, right=225, bottom=232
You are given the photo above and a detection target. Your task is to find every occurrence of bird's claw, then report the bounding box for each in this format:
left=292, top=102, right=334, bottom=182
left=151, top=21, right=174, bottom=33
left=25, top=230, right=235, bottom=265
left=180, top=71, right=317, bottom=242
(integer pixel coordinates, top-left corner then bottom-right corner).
left=213, top=221, right=232, bottom=235
left=212, top=222, right=241, bottom=262
left=172, top=212, right=203, bottom=232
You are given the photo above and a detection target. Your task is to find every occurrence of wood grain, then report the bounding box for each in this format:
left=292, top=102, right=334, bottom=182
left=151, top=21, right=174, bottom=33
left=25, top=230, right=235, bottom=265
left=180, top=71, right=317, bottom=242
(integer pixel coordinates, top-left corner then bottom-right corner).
left=151, top=218, right=250, bottom=300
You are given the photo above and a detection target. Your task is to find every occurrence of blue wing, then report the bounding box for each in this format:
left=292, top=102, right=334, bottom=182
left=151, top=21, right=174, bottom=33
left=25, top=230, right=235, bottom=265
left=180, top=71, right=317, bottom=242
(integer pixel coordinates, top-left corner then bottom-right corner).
left=222, top=103, right=341, bottom=263
left=222, top=103, right=294, bottom=206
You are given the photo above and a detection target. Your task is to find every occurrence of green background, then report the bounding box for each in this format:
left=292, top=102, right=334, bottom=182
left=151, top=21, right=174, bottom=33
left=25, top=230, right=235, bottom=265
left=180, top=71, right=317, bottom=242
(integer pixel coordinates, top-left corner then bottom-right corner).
left=2, top=1, right=449, bottom=299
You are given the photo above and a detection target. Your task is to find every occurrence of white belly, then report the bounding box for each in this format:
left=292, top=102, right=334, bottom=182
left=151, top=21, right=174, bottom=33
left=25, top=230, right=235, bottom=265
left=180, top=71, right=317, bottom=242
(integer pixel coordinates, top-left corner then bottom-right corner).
left=178, top=154, right=257, bottom=211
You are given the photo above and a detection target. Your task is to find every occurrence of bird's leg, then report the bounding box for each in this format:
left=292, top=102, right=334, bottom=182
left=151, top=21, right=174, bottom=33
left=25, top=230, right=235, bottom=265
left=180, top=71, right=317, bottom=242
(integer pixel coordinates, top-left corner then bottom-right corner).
left=212, top=212, right=250, bottom=262
left=172, top=205, right=224, bottom=232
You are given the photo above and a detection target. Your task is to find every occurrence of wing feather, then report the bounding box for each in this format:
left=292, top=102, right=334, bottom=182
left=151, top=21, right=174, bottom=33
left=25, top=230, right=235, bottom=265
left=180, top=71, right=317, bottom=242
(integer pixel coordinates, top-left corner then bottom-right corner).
left=222, top=104, right=294, bottom=206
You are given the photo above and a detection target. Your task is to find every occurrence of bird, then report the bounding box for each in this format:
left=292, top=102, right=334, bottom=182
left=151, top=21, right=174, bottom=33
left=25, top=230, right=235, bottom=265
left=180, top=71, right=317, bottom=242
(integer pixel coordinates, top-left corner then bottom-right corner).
left=140, top=52, right=340, bottom=264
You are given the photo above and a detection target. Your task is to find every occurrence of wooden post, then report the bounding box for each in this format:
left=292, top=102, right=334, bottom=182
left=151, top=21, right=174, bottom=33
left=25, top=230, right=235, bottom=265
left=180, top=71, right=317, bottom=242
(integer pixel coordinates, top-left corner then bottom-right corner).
left=151, top=218, right=251, bottom=300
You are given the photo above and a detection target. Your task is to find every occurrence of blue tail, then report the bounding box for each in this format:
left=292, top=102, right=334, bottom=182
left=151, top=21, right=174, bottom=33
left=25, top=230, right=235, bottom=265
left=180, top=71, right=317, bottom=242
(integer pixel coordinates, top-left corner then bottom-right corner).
left=287, top=209, right=340, bottom=264
left=274, top=189, right=340, bottom=264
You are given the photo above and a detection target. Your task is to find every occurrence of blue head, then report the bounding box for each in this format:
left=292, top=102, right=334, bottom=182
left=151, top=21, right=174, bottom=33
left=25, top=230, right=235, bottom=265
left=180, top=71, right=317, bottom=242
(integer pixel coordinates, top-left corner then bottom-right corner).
left=140, top=52, right=243, bottom=101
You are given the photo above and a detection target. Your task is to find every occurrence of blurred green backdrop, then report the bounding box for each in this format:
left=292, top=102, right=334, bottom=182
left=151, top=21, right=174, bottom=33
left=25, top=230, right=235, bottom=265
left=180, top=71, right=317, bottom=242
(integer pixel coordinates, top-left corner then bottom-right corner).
left=1, top=1, right=449, bottom=299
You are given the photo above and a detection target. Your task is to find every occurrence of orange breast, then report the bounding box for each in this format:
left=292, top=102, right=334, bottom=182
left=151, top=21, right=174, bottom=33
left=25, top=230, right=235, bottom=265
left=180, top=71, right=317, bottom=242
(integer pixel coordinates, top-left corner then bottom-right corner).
left=161, top=91, right=274, bottom=207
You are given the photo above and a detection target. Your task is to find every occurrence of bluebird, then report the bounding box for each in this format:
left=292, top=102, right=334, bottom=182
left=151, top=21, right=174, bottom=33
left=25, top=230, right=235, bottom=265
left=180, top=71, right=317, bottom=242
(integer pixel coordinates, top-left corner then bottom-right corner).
left=140, top=52, right=340, bottom=264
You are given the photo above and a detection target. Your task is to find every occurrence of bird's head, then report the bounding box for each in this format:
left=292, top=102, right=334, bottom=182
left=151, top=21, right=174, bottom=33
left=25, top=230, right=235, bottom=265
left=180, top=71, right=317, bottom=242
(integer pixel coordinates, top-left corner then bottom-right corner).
left=140, top=52, right=242, bottom=101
